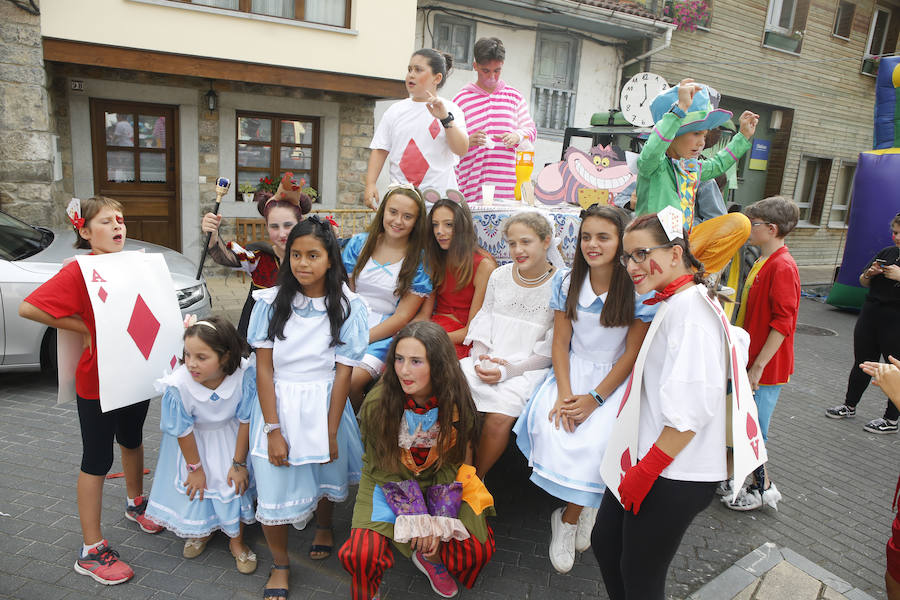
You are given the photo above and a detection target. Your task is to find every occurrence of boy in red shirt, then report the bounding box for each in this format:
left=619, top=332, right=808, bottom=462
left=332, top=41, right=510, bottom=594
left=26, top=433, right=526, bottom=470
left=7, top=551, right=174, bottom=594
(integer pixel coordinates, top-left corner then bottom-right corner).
left=726, top=195, right=800, bottom=511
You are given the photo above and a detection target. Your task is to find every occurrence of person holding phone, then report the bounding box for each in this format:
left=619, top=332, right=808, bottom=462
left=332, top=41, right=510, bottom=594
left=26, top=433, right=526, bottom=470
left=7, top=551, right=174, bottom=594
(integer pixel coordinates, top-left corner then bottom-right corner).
left=825, top=213, right=900, bottom=434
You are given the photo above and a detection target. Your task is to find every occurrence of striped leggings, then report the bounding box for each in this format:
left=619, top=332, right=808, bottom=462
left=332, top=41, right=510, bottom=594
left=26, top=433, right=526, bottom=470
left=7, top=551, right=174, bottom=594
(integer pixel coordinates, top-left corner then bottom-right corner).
left=338, top=527, right=495, bottom=600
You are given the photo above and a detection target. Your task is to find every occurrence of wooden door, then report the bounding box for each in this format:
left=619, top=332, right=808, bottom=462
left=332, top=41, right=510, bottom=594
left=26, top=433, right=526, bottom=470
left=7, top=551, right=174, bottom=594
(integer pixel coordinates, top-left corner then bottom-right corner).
left=91, top=99, right=180, bottom=250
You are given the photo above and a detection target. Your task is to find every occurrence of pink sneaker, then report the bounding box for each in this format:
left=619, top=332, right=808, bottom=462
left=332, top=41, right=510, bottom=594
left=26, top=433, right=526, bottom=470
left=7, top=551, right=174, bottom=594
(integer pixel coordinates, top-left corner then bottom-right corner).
left=412, top=552, right=458, bottom=598
left=124, top=495, right=164, bottom=534
left=73, top=540, right=134, bottom=585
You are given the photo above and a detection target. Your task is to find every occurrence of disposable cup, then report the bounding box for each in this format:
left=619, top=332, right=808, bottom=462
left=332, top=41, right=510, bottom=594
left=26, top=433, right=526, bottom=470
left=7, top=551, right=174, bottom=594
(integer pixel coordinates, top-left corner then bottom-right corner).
left=482, top=184, right=495, bottom=206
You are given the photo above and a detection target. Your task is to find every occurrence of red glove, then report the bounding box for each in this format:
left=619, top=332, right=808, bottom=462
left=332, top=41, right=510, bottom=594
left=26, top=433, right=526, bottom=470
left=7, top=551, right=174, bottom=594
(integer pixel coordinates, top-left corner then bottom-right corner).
left=618, top=444, right=674, bottom=515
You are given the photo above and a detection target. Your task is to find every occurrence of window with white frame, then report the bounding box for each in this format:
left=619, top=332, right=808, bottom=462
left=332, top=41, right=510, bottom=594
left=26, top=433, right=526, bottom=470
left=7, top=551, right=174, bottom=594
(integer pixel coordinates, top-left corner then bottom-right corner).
left=531, top=32, right=579, bottom=134
left=833, top=1, right=855, bottom=39
left=866, top=6, right=891, bottom=56
left=763, top=0, right=807, bottom=53
left=829, top=160, right=855, bottom=227
left=795, top=155, right=832, bottom=226
left=432, top=14, right=475, bottom=69
left=766, top=0, right=796, bottom=31
left=182, top=0, right=349, bottom=28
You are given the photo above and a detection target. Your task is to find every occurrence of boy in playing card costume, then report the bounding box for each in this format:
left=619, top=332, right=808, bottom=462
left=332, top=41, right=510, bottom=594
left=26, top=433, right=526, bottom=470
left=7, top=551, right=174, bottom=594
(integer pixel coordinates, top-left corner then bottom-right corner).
left=593, top=209, right=734, bottom=599
left=201, top=172, right=312, bottom=337
left=635, top=78, right=758, bottom=274
left=339, top=322, right=495, bottom=600
left=19, top=196, right=163, bottom=586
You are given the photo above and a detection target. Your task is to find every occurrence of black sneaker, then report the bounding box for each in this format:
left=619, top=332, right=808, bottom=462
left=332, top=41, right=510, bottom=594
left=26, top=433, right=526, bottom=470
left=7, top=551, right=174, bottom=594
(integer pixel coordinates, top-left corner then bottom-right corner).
left=863, top=418, right=898, bottom=434
left=825, top=404, right=856, bottom=419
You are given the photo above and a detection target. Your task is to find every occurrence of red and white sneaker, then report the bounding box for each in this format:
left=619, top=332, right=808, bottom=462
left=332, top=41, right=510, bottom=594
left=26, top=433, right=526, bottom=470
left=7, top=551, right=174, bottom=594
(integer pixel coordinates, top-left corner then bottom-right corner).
left=412, top=552, right=458, bottom=598
left=124, top=495, right=164, bottom=534
left=74, top=540, right=134, bottom=585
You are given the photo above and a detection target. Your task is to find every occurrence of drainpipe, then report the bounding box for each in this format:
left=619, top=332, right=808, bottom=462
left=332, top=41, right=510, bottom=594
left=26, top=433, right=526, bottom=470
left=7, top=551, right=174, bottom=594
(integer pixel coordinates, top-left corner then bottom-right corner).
left=616, top=27, right=672, bottom=109
left=622, top=26, right=673, bottom=68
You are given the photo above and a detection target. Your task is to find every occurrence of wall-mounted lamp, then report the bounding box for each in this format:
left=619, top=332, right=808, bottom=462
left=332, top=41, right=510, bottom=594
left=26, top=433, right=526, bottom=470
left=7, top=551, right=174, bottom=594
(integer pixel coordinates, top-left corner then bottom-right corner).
left=205, top=82, right=218, bottom=113
left=770, top=109, right=783, bottom=131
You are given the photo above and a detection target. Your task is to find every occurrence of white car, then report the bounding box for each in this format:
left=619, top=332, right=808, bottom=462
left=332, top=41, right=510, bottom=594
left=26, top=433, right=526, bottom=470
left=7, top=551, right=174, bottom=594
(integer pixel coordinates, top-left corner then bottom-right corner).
left=0, top=210, right=211, bottom=373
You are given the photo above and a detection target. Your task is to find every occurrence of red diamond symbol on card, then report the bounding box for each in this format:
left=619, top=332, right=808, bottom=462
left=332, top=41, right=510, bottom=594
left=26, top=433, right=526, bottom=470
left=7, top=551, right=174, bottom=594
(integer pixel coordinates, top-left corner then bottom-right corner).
left=127, top=295, right=160, bottom=360
left=428, top=118, right=441, bottom=139
left=98, top=287, right=108, bottom=303
left=398, top=139, right=429, bottom=187
left=170, top=355, right=177, bottom=369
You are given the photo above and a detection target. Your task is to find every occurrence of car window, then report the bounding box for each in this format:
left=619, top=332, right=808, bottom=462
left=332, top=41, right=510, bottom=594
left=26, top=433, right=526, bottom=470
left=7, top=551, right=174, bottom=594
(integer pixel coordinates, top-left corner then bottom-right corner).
left=0, top=211, right=51, bottom=261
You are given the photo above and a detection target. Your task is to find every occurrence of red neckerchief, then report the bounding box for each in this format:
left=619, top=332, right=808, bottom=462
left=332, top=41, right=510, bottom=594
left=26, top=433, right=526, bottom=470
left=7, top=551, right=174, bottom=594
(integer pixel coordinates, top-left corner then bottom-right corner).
left=643, top=274, right=695, bottom=305
left=404, top=395, right=439, bottom=466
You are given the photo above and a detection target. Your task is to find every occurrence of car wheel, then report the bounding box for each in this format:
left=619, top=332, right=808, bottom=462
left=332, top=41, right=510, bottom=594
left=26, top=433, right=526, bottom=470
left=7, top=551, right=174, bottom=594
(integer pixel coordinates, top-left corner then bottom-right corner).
left=40, top=328, right=58, bottom=380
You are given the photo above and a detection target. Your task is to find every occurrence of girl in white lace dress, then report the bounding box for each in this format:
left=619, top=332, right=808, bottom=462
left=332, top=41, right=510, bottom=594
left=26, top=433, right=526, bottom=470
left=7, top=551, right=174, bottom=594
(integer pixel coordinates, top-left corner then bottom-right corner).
left=460, top=210, right=557, bottom=479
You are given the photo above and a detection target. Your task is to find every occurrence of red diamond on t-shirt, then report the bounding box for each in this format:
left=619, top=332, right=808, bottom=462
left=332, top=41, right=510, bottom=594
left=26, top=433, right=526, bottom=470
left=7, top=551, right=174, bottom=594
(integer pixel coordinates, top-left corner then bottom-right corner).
left=428, top=118, right=441, bottom=139
left=127, top=295, right=160, bottom=360
left=398, top=139, right=429, bottom=187
left=98, top=287, right=108, bottom=303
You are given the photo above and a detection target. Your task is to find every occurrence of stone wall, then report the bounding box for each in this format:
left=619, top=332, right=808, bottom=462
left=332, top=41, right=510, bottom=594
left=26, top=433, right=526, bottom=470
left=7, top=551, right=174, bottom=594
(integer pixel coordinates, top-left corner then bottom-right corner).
left=0, top=0, right=63, bottom=226
left=42, top=63, right=374, bottom=242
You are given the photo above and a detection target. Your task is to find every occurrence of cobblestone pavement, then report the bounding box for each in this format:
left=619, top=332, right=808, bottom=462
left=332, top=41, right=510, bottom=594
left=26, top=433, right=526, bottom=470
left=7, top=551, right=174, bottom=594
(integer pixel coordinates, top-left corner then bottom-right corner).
left=1, top=285, right=897, bottom=599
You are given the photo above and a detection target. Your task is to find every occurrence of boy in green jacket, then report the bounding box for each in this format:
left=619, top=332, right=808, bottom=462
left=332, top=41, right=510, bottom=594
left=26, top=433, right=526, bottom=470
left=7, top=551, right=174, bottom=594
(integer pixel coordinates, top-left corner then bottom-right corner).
left=636, top=78, right=759, bottom=273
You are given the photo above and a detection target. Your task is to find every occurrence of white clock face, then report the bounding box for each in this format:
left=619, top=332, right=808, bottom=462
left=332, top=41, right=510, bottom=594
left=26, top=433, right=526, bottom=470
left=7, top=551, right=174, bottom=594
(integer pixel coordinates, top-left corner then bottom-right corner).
left=620, top=73, right=670, bottom=127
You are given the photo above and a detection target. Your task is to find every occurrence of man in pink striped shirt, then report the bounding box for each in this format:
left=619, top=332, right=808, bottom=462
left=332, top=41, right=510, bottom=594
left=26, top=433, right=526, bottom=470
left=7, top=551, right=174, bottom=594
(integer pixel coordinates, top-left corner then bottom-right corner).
left=453, top=38, right=537, bottom=203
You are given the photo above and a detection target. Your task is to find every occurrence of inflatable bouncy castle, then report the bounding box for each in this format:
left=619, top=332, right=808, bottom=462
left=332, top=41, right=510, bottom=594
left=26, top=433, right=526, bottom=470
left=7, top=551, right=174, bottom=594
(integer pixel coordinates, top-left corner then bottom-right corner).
left=827, top=56, right=900, bottom=309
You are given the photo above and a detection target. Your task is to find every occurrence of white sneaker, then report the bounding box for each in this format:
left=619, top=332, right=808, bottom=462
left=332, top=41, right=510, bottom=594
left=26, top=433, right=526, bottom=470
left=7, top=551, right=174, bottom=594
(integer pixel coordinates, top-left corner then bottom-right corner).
left=715, top=479, right=733, bottom=497
left=760, top=483, right=782, bottom=510
left=549, top=507, right=577, bottom=574
left=574, top=506, right=598, bottom=553
left=723, top=486, right=762, bottom=511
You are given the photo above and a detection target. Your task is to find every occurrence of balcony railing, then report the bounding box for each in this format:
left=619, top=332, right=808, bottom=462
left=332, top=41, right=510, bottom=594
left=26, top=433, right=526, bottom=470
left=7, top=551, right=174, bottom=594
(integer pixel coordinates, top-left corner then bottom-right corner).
left=532, top=86, right=576, bottom=132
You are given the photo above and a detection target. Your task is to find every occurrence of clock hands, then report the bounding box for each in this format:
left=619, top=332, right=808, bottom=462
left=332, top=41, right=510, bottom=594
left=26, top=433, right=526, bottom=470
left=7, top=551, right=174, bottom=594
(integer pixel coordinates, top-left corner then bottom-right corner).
left=639, top=83, right=648, bottom=107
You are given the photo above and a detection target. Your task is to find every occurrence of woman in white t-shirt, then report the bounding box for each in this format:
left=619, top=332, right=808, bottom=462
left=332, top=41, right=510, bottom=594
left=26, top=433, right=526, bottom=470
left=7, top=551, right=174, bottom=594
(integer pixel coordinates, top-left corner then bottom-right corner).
left=593, top=211, right=726, bottom=600
left=364, top=49, right=469, bottom=209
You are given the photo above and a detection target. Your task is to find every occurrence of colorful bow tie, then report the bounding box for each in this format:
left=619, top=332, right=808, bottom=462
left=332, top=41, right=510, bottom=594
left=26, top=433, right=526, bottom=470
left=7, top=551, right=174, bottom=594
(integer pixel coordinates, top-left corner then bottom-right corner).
left=404, top=407, right=439, bottom=435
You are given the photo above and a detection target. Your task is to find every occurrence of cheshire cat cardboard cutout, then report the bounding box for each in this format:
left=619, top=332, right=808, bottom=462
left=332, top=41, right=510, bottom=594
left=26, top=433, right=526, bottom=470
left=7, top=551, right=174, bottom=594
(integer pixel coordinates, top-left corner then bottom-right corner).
left=535, top=144, right=636, bottom=207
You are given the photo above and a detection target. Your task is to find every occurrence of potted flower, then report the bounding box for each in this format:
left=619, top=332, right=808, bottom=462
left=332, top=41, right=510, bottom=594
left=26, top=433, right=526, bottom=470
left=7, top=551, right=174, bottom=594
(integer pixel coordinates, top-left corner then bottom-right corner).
left=254, top=175, right=278, bottom=205
left=664, top=0, right=710, bottom=32
left=238, top=183, right=256, bottom=202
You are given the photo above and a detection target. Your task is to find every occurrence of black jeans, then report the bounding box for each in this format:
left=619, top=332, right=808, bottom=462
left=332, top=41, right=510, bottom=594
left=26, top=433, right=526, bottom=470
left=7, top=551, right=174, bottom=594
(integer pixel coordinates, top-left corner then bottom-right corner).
left=844, top=301, right=900, bottom=421
left=592, top=477, right=716, bottom=600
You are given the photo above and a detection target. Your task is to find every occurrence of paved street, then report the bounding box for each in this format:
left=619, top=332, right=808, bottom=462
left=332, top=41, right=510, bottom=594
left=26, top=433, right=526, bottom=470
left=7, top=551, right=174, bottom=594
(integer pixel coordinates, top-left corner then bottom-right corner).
left=1, top=277, right=897, bottom=599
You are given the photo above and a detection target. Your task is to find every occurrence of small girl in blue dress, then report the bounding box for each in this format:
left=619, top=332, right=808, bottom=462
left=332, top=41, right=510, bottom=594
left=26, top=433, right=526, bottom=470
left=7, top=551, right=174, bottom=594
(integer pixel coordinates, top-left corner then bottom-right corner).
left=248, top=217, right=368, bottom=600
left=342, top=185, right=433, bottom=409
left=146, top=315, right=258, bottom=574
left=514, top=205, right=655, bottom=574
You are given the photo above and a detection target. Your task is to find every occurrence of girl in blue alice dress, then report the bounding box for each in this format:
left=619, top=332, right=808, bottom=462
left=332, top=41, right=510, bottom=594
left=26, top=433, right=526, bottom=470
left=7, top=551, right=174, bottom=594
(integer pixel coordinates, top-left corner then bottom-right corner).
left=514, top=205, right=655, bottom=575
left=146, top=315, right=258, bottom=574
left=248, top=217, right=368, bottom=600
left=342, top=185, right=433, bottom=409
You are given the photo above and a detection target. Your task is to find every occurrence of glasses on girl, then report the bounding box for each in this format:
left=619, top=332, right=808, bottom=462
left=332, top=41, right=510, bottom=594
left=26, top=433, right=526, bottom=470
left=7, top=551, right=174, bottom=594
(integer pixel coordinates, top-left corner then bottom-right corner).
left=619, top=243, right=674, bottom=267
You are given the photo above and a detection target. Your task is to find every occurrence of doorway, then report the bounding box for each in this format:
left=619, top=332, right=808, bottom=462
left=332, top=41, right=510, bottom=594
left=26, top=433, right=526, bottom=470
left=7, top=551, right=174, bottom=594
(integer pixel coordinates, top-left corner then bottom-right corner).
left=90, top=99, right=180, bottom=250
